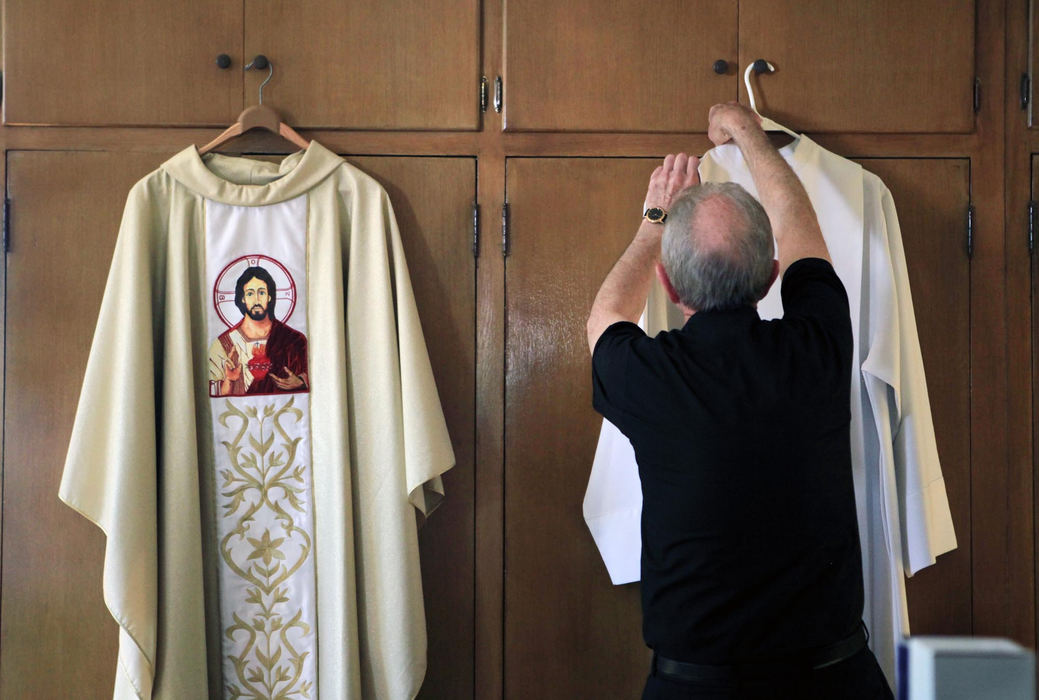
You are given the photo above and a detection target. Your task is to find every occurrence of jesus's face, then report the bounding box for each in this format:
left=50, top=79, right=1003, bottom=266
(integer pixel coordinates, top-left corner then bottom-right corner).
left=241, top=277, right=270, bottom=321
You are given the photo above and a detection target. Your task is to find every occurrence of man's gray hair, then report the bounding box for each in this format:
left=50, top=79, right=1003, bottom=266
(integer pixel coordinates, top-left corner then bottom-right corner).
left=661, top=182, right=775, bottom=312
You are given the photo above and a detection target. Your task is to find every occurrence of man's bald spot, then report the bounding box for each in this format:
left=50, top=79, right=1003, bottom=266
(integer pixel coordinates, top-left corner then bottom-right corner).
left=686, top=192, right=754, bottom=257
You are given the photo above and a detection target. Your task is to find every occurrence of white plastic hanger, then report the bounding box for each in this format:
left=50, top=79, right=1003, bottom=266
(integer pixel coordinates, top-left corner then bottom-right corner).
left=743, top=60, right=799, bottom=140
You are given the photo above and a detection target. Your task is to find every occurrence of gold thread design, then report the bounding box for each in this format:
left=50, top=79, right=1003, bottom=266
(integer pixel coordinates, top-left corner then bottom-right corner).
left=218, top=397, right=314, bottom=700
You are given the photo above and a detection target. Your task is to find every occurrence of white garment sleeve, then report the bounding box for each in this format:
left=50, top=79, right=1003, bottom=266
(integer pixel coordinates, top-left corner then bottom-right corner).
left=880, top=186, right=957, bottom=573
left=861, top=180, right=956, bottom=577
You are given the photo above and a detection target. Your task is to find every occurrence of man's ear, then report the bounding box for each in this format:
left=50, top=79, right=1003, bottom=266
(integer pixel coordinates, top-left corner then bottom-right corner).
left=756, top=260, right=780, bottom=302
left=655, top=262, right=682, bottom=305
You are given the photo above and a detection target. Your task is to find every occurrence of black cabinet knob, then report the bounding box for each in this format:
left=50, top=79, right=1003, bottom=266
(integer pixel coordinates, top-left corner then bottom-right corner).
left=250, top=55, right=270, bottom=70
left=713, top=60, right=728, bottom=75
left=216, top=54, right=232, bottom=69
left=752, top=59, right=772, bottom=74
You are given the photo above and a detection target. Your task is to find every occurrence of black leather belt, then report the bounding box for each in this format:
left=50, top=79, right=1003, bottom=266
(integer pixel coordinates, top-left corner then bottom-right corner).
left=652, top=623, right=869, bottom=683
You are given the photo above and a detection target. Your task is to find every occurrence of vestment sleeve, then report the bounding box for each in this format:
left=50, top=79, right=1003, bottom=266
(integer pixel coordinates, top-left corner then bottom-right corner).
left=383, top=189, right=456, bottom=517
left=59, top=180, right=159, bottom=699
left=862, top=185, right=956, bottom=574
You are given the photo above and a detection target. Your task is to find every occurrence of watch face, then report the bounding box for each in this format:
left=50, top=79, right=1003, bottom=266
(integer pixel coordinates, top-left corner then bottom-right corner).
left=646, top=207, right=666, bottom=222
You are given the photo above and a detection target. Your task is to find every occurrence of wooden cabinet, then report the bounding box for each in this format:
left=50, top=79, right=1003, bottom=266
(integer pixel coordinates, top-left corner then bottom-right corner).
left=503, top=158, right=653, bottom=698
left=3, top=1, right=480, bottom=129
left=1030, top=5, right=1039, bottom=128
left=503, top=1, right=736, bottom=132
left=0, top=151, right=477, bottom=699
left=739, top=1, right=976, bottom=133
left=503, top=0, right=975, bottom=134
left=5, top=0, right=976, bottom=132
left=0, top=1, right=1028, bottom=698
left=246, top=2, right=480, bottom=130
left=0, top=151, right=150, bottom=699
left=4, top=3, right=241, bottom=126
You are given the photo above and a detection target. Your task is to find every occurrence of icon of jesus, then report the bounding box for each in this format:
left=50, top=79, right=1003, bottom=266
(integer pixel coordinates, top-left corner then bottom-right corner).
left=208, top=265, right=308, bottom=396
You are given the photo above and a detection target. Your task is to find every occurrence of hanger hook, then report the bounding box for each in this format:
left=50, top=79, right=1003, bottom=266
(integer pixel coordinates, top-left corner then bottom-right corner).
left=743, top=59, right=775, bottom=117
left=245, top=55, right=274, bottom=105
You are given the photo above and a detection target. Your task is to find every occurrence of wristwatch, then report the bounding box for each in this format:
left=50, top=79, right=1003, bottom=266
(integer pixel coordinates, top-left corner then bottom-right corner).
left=643, top=206, right=668, bottom=224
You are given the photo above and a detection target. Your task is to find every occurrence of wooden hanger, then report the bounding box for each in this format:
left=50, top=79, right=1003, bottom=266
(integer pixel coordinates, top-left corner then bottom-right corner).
left=199, top=56, right=310, bottom=155
left=743, top=60, right=799, bottom=140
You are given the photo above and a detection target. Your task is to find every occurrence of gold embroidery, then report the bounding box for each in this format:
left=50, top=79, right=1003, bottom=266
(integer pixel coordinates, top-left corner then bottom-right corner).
left=218, top=398, right=314, bottom=700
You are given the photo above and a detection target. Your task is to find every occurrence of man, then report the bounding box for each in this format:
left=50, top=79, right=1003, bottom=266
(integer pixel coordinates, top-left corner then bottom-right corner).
left=209, top=265, right=309, bottom=396
left=587, top=103, right=893, bottom=699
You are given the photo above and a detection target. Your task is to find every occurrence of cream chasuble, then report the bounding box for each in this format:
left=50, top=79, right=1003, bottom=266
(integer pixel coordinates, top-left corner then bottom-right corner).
left=583, top=136, right=956, bottom=686
left=60, top=141, right=455, bottom=700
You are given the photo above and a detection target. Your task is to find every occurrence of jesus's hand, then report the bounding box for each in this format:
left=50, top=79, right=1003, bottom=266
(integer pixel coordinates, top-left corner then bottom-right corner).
left=224, top=347, right=242, bottom=381
left=272, top=366, right=306, bottom=391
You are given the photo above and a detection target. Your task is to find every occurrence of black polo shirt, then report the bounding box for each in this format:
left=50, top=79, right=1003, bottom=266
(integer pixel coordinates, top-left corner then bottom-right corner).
left=592, top=257, right=863, bottom=665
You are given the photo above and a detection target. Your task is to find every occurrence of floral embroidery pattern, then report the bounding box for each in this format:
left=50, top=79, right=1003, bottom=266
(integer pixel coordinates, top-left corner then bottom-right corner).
left=217, top=397, right=315, bottom=700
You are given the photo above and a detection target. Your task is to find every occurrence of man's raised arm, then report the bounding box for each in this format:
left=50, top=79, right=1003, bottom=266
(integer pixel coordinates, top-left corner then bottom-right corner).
left=586, top=154, right=700, bottom=354
left=707, top=103, right=829, bottom=274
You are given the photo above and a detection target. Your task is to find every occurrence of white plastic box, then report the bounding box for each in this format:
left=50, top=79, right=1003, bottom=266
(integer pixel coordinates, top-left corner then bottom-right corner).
left=899, top=637, right=1035, bottom=700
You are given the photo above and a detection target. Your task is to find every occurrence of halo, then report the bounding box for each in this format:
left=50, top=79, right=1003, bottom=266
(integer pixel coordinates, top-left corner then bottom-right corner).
left=213, top=254, right=298, bottom=329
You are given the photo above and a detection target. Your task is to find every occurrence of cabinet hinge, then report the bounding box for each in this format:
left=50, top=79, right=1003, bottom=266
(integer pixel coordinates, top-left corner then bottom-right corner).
left=1022, top=73, right=1031, bottom=111
left=502, top=202, right=510, bottom=257
left=966, top=204, right=975, bottom=259
left=480, top=76, right=488, bottom=113
left=1029, top=201, right=1036, bottom=255
left=472, top=201, right=480, bottom=258
left=3, top=198, right=10, bottom=254
left=973, top=77, right=981, bottom=114
left=494, top=76, right=503, bottom=114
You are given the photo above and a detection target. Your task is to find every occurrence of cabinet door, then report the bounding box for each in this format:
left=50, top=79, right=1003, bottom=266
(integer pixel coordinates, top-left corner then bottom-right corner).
left=4, top=3, right=241, bottom=126
left=1031, top=3, right=1038, bottom=128
left=853, top=159, right=971, bottom=634
left=504, top=158, right=653, bottom=699
left=246, top=1, right=480, bottom=130
left=503, top=1, right=736, bottom=132
left=0, top=151, right=158, bottom=698
left=0, top=152, right=476, bottom=698
left=739, top=1, right=975, bottom=133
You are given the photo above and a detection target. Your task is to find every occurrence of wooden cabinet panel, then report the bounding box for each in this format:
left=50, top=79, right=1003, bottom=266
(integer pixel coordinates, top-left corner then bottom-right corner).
left=246, top=1, right=480, bottom=130
left=4, top=3, right=241, bottom=126
left=351, top=156, right=477, bottom=699
left=504, top=158, right=654, bottom=699
left=503, top=1, right=736, bottom=132
left=852, top=158, right=971, bottom=634
left=1, top=151, right=161, bottom=698
left=1031, top=3, right=1038, bottom=129
left=1032, top=154, right=1039, bottom=646
left=739, top=1, right=975, bottom=133
left=0, top=151, right=476, bottom=698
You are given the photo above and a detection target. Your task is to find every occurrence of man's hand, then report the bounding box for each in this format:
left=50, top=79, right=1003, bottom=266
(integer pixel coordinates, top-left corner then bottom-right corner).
left=646, top=153, right=701, bottom=211
left=707, top=102, right=764, bottom=147
left=707, top=102, right=828, bottom=273
left=587, top=153, right=700, bottom=354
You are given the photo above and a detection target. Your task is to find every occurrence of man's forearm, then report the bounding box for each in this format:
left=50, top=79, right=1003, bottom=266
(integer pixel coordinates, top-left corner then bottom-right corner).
left=586, top=222, right=662, bottom=353
left=729, top=127, right=829, bottom=273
